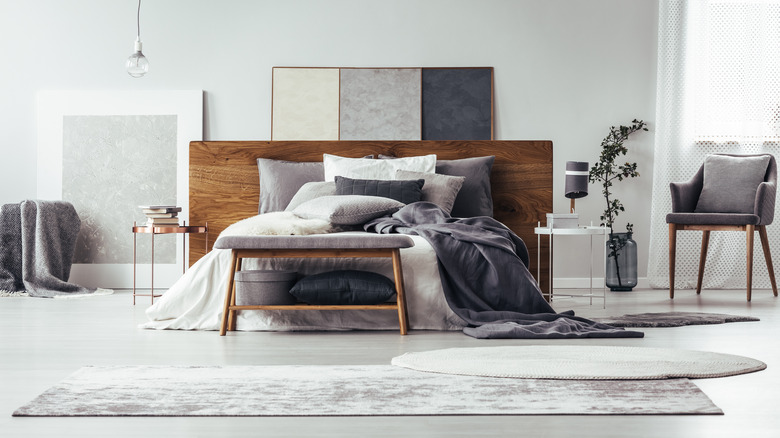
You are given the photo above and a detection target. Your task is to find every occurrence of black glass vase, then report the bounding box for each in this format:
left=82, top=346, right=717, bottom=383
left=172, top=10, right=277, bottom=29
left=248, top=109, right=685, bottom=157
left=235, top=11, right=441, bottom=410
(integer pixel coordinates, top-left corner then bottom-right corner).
left=605, top=232, right=637, bottom=291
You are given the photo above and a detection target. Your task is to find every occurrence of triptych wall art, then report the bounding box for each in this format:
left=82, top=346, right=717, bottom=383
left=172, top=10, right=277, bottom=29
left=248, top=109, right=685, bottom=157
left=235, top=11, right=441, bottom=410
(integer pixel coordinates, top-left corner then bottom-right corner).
left=272, top=67, right=494, bottom=141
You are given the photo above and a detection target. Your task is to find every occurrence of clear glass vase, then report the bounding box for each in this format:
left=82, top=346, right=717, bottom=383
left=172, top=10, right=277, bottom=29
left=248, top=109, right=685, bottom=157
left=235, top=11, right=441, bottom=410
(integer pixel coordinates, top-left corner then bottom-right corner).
left=605, top=232, right=637, bottom=291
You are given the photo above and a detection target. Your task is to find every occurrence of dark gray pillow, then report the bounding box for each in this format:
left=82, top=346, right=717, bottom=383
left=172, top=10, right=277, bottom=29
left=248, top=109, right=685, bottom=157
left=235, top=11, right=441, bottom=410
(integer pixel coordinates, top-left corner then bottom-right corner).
left=436, top=156, right=495, bottom=218
left=695, top=155, right=770, bottom=214
left=289, top=270, right=396, bottom=305
left=257, top=158, right=323, bottom=214
left=335, top=176, right=425, bottom=204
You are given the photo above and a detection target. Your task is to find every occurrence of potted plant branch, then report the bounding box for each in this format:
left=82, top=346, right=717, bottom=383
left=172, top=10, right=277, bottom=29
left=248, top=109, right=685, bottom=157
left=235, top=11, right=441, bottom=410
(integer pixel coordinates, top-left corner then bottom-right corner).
left=589, top=119, right=648, bottom=291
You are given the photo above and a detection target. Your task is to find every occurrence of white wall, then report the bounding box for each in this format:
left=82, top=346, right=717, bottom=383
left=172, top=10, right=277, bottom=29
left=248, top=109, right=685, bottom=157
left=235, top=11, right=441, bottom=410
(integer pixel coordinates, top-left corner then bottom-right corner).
left=0, top=0, right=658, bottom=279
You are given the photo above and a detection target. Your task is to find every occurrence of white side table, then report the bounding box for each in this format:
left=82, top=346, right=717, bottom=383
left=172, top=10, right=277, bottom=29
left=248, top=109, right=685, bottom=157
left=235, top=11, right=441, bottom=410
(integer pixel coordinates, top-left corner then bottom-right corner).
left=534, top=224, right=609, bottom=308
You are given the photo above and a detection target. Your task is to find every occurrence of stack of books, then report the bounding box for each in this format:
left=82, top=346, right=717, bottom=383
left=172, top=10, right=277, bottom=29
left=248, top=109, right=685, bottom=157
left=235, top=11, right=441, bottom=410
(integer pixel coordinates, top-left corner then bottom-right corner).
left=139, top=205, right=182, bottom=227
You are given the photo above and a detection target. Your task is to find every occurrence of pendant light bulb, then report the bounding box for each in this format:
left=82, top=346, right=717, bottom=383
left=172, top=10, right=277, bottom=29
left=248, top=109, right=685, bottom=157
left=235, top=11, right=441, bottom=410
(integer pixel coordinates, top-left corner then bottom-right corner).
left=126, top=38, right=149, bottom=78
left=126, top=0, right=148, bottom=78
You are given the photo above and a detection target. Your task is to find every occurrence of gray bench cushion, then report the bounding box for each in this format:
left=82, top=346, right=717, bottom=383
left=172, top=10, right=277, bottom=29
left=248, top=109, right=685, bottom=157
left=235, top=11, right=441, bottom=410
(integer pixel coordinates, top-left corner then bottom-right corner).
left=214, top=232, right=415, bottom=250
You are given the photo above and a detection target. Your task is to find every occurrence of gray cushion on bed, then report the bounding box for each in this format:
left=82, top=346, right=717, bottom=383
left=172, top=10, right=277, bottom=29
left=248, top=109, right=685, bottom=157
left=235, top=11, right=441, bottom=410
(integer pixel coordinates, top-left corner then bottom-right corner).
left=379, top=155, right=495, bottom=218
left=214, top=232, right=415, bottom=250
left=257, top=158, right=324, bottom=214
left=292, top=195, right=404, bottom=225
left=289, top=270, right=396, bottom=305
left=335, top=176, right=425, bottom=204
left=695, top=154, right=771, bottom=214
left=396, top=170, right=465, bottom=214
left=285, top=181, right=337, bottom=211
left=436, top=156, right=495, bottom=218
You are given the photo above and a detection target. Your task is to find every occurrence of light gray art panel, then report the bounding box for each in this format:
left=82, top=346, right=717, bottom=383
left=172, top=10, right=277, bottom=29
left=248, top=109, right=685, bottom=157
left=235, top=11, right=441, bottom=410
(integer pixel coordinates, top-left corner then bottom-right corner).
left=62, top=115, right=177, bottom=264
left=340, top=68, right=422, bottom=140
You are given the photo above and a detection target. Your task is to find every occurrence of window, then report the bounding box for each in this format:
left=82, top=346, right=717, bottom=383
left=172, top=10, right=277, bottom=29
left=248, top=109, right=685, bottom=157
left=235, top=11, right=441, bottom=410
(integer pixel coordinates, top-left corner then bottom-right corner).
left=692, top=0, right=780, bottom=143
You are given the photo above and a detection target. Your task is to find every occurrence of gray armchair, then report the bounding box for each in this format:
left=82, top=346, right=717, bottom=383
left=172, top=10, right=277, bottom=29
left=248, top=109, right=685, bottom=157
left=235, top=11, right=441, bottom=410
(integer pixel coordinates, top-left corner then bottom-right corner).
left=666, top=153, right=778, bottom=301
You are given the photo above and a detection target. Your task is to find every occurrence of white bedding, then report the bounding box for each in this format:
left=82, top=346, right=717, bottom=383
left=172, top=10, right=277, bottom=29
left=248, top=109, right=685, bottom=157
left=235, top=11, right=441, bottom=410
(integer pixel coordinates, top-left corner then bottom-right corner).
left=141, top=234, right=465, bottom=331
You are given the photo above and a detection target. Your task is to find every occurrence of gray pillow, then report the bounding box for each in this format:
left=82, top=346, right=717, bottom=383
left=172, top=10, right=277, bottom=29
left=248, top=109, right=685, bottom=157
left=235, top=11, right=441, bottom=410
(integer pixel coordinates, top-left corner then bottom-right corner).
left=292, top=195, right=404, bottom=225
left=695, top=154, right=770, bottom=214
left=257, top=158, right=324, bottom=214
left=436, top=156, right=495, bottom=218
left=289, top=270, right=396, bottom=305
left=396, top=170, right=466, bottom=214
left=285, top=181, right=337, bottom=211
left=334, top=176, right=424, bottom=204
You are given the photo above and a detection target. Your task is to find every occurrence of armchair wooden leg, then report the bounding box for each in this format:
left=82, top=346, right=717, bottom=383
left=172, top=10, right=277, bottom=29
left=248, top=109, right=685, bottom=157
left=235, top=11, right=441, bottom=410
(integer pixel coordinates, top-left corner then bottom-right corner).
left=669, top=223, right=677, bottom=299
left=758, top=225, right=778, bottom=297
left=696, top=230, right=710, bottom=295
left=746, top=225, right=755, bottom=302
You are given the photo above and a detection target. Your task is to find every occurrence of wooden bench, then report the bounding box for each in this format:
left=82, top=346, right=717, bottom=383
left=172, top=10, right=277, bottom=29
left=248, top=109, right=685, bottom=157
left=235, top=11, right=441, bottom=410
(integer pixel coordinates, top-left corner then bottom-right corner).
left=213, top=233, right=415, bottom=335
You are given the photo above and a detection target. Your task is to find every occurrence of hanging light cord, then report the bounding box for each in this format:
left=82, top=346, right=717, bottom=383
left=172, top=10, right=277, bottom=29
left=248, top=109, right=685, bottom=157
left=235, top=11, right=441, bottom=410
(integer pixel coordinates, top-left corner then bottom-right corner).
left=136, top=0, right=142, bottom=40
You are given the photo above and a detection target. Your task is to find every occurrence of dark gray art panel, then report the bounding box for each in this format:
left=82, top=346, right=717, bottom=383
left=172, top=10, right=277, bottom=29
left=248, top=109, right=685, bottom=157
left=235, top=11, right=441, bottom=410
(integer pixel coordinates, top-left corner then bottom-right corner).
left=421, top=68, right=493, bottom=140
left=62, top=115, right=177, bottom=264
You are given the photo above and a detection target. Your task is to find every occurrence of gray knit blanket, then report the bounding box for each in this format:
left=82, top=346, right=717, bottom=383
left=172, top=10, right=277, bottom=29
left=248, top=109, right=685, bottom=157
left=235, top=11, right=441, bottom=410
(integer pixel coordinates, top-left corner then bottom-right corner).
left=366, top=202, right=643, bottom=339
left=0, top=200, right=95, bottom=297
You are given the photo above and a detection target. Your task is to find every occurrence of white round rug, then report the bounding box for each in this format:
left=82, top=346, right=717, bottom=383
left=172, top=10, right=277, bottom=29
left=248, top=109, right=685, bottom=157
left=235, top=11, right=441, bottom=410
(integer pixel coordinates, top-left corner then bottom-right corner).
left=391, top=346, right=766, bottom=380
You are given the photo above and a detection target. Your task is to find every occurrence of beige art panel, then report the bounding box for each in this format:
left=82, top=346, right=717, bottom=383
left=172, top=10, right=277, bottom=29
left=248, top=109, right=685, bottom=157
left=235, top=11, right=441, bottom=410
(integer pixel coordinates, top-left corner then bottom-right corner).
left=272, top=68, right=340, bottom=140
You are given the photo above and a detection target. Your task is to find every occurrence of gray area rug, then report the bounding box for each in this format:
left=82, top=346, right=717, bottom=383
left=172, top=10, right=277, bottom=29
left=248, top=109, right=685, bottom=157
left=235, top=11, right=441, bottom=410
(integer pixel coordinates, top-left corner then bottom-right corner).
left=593, top=312, right=759, bottom=327
left=391, top=346, right=766, bottom=380
left=13, top=365, right=723, bottom=416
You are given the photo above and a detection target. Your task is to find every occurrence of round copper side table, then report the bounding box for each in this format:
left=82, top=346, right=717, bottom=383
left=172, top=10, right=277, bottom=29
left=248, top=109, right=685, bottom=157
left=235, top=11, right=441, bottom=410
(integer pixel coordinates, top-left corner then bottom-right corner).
left=132, top=221, right=208, bottom=305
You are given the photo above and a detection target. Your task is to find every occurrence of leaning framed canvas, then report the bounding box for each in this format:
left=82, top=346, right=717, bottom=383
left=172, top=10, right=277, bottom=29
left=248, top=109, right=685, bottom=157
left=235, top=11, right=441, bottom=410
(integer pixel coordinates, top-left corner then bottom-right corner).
left=36, top=90, right=203, bottom=289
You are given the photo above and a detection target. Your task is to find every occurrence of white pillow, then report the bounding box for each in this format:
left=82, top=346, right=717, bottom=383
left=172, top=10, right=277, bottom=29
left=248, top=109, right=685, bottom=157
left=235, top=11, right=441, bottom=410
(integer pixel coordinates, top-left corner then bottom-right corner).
left=323, top=153, right=436, bottom=181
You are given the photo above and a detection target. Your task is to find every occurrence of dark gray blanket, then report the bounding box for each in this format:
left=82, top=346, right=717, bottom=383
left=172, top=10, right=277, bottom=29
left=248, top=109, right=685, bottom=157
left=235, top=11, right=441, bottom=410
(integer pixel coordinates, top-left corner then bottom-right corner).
left=0, top=200, right=95, bottom=297
left=365, top=202, right=643, bottom=339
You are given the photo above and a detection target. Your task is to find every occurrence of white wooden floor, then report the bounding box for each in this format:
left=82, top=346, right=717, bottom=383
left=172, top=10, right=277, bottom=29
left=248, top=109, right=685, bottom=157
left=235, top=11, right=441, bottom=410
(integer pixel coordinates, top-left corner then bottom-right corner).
left=1, top=288, right=779, bottom=438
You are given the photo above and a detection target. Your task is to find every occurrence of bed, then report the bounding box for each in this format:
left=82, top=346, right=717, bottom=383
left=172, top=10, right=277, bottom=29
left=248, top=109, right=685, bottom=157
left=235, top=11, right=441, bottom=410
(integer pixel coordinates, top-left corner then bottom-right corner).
left=141, top=140, right=553, bottom=332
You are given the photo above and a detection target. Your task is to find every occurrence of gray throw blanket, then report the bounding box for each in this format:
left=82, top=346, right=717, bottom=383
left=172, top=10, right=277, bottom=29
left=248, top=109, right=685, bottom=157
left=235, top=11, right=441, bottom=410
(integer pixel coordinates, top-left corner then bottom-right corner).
left=0, top=200, right=95, bottom=297
left=365, top=202, right=643, bottom=339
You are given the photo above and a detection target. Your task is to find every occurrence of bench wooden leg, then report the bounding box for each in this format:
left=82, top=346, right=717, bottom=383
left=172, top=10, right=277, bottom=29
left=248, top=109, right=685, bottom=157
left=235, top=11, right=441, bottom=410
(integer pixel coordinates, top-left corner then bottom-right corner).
left=391, top=249, right=410, bottom=335
left=228, top=258, right=243, bottom=331
left=220, top=250, right=240, bottom=336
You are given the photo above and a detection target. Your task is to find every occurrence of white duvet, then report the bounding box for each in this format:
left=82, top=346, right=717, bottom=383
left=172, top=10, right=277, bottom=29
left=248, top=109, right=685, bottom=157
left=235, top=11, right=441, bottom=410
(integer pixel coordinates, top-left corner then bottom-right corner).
left=141, top=233, right=465, bottom=331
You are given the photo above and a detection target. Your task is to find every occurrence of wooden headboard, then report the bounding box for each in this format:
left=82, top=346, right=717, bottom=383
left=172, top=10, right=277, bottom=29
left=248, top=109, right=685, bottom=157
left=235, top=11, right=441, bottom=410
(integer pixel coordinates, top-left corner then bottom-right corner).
left=189, top=140, right=552, bottom=293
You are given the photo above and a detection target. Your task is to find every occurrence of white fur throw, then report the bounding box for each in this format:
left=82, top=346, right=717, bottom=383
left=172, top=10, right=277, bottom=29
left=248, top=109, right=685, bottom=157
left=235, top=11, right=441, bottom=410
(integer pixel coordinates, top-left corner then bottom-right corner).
left=219, top=212, right=334, bottom=237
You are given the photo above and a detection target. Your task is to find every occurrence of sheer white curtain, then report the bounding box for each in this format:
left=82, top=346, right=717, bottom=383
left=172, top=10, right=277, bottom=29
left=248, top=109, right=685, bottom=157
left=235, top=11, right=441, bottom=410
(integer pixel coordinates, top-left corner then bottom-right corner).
left=648, top=0, right=780, bottom=289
